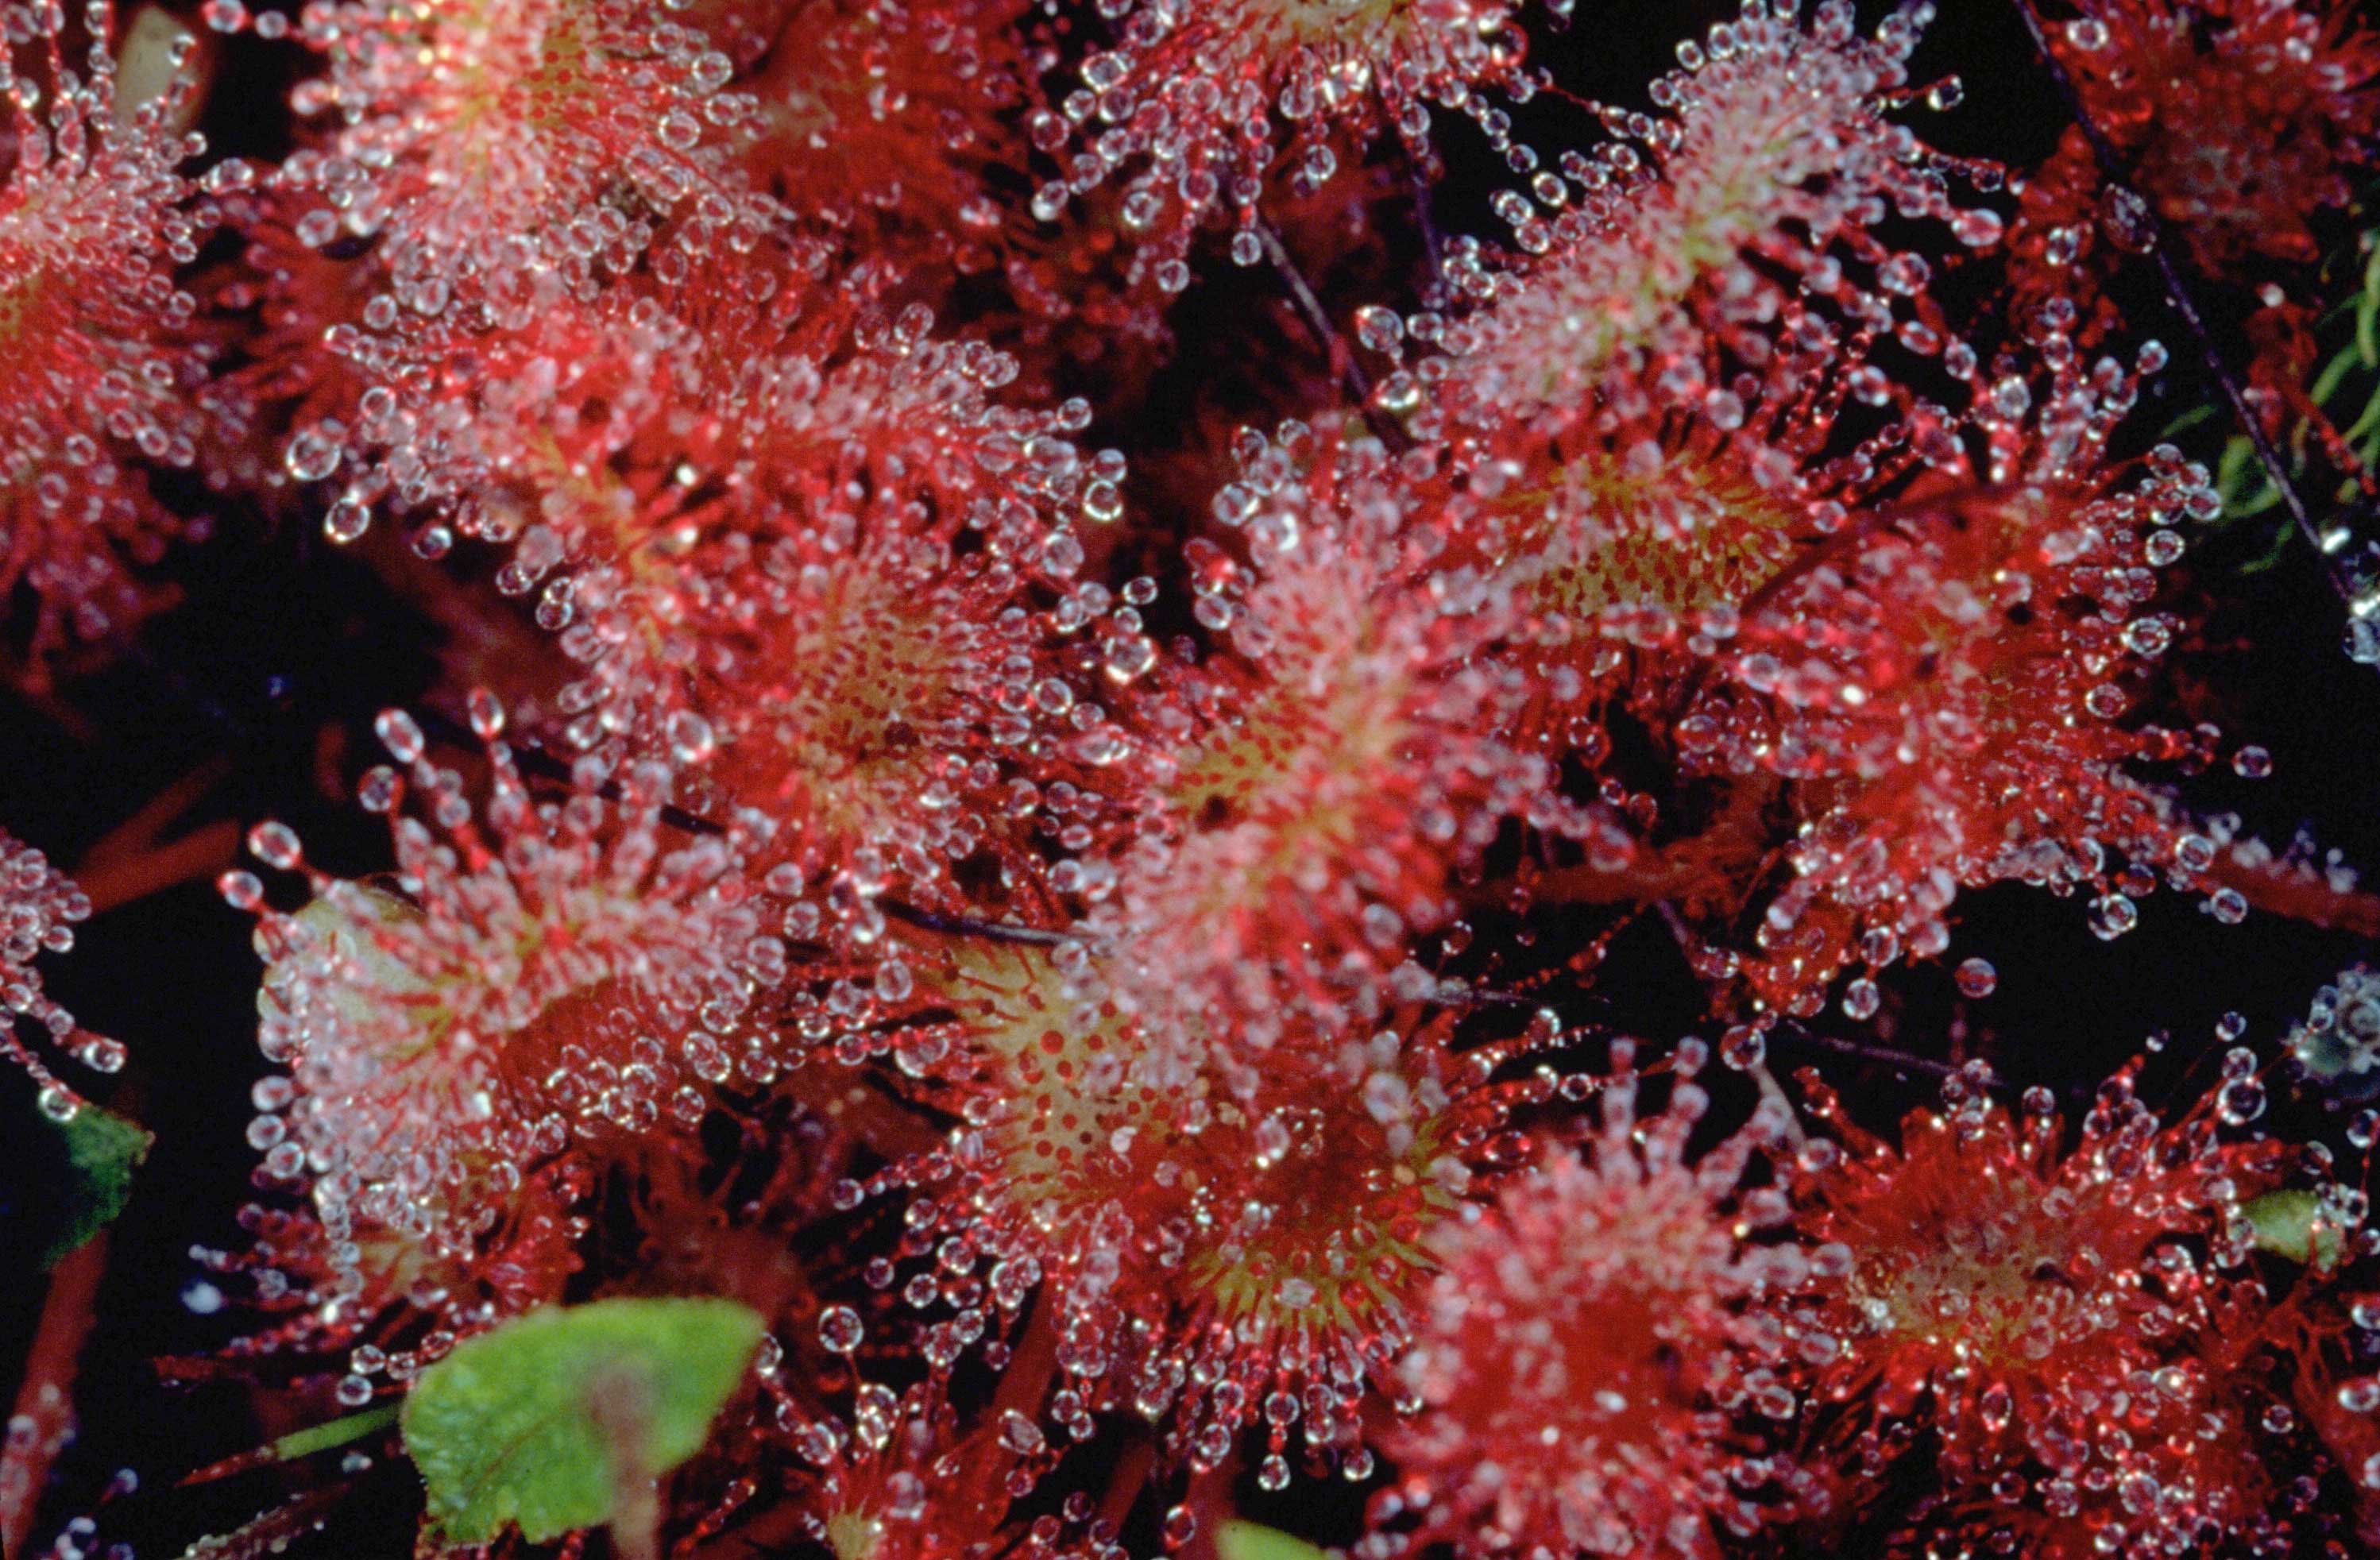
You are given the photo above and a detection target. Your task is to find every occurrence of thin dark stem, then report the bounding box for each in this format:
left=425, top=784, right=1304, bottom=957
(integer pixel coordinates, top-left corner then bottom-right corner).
left=1771, top=1024, right=1958, bottom=1081
left=1254, top=215, right=1366, bottom=400
left=876, top=900, right=1069, bottom=947
left=1253, top=215, right=1412, bottom=452
left=2006, top=0, right=2355, bottom=605
left=1404, top=142, right=1447, bottom=305
left=1460, top=987, right=1541, bottom=1010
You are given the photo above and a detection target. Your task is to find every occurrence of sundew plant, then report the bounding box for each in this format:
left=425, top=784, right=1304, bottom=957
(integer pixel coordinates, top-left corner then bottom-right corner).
left=7, top=2, right=2380, bottom=1560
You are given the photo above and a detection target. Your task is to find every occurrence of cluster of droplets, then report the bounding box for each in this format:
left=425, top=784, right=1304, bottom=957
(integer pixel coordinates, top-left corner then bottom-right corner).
left=1411, top=0, right=1993, bottom=454
left=1772, top=1058, right=2380, bottom=1557
left=1362, top=1037, right=1808, bottom=1560
left=238, top=0, right=793, bottom=522
left=219, top=697, right=791, bottom=1328
left=246, top=210, right=1178, bottom=956
left=0, top=0, right=219, bottom=671
left=730, top=1368, right=1134, bottom=1560
left=733, top=0, right=1035, bottom=272
left=0, top=832, right=122, bottom=1122
left=1029, top=0, right=1545, bottom=292
left=823, top=927, right=1574, bottom=1484
left=2026, top=0, right=2380, bottom=286
left=1084, top=416, right=1588, bottom=1051
left=279, top=209, right=785, bottom=550
left=1660, top=385, right=2243, bottom=1017
left=272, top=0, right=769, bottom=308
left=668, top=528, right=1123, bottom=919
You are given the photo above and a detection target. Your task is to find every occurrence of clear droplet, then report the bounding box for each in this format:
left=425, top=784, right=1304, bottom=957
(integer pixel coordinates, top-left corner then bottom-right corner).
left=818, top=1305, right=864, bottom=1354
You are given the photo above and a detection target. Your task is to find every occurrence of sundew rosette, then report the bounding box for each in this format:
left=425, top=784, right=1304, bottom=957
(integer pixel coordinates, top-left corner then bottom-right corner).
left=1772, top=1057, right=2380, bottom=1558
left=1366, top=1041, right=1809, bottom=1560
left=838, top=926, right=1567, bottom=1483
left=1030, top=0, right=1541, bottom=292
left=0, top=0, right=218, bottom=676
left=228, top=700, right=789, bottom=1318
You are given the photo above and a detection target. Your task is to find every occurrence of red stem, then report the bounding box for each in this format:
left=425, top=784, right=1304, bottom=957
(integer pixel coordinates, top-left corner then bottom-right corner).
left=2, top=1234, right=110, bottom=1560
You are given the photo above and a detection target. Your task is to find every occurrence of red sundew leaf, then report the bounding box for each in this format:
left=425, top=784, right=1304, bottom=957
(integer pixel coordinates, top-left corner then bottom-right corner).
left=854, top=929, right=1560, bottom=1454
left=1371, top=1050, right=1803, bottom=1560
left=0, top=1, right=217, bottom=676
left=1093, top=417, right=1582, bottom=1039
left=278, top=0, right=756, bottom=295
left=2030, top=0, right=2380, bottom=284
left=1033, top=0, right=1535, bottom=272
left=1424, top=5, right=1972, bottom=446
left=229, top=708, right=797, bottom=1318
left=1775, top=1065, right=2337, bottom=1554
left=736, top=0, right=1034, bottom=257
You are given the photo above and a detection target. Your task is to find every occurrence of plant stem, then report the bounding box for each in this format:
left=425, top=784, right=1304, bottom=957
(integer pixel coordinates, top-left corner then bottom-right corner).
left=2, top=1234, right=110, bottom=1560
left=2005, top=0, right=2360, bottom=611
left=1253, top=218, right=1412, bottom=452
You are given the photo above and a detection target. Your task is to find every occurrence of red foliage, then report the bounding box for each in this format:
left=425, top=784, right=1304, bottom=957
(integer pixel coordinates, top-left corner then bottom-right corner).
left=1367, top=1047, right=1803, bottom=1560
left=1777, top=1059, right=2380, bottom=1556
left=0, top=4, right=216, bottom=673
left=11, top=2, right=2380, bottom=1559
left=0, top=832, right=121, bottom=1118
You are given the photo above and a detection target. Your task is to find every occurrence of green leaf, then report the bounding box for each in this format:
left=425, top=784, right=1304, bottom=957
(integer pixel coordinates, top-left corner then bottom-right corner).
left=2345, top=378, right=2380, bottom=446
left=2312, top=343, right=2359, bottom=407
left=1217, top=1523, right=1330, bottom=1560
left=2357, top=241, right=2380, bottom=369
left=2213, top=435, right=2256, bottom=508
left=269, top=1404, right=400, bottom=1463
left=2235, top=483, right=2285, bottom=522
left=401, top=1296, right=764, bottom=1544
left=2245, top=1188, right=2345, bottom=1271
left=41, top=1100, right=153, bottom=1268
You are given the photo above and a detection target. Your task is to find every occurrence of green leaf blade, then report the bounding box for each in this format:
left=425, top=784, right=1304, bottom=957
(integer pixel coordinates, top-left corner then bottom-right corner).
left=41, top=1100, right=153, bottom=1268
left=401, top=1296, right=764, bottom=1544
left=2244, top=1187, right=2345, bottom=1271
left=268, top=1403, right=401, bottom=1464
left=1217, top=1522, right=1330, bottom=1560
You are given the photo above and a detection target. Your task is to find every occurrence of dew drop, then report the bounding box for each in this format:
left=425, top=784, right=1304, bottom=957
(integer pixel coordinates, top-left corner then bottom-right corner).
left=323, top=499, right=371, bottom=544
left=2216, top=1076, right=2266, bottom=1126
left=819, top=1305, right=864, bottom=1354
left=1719, top=1027, right=1766, bottom=1071
left=283, top=428, right=342, bottom=483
